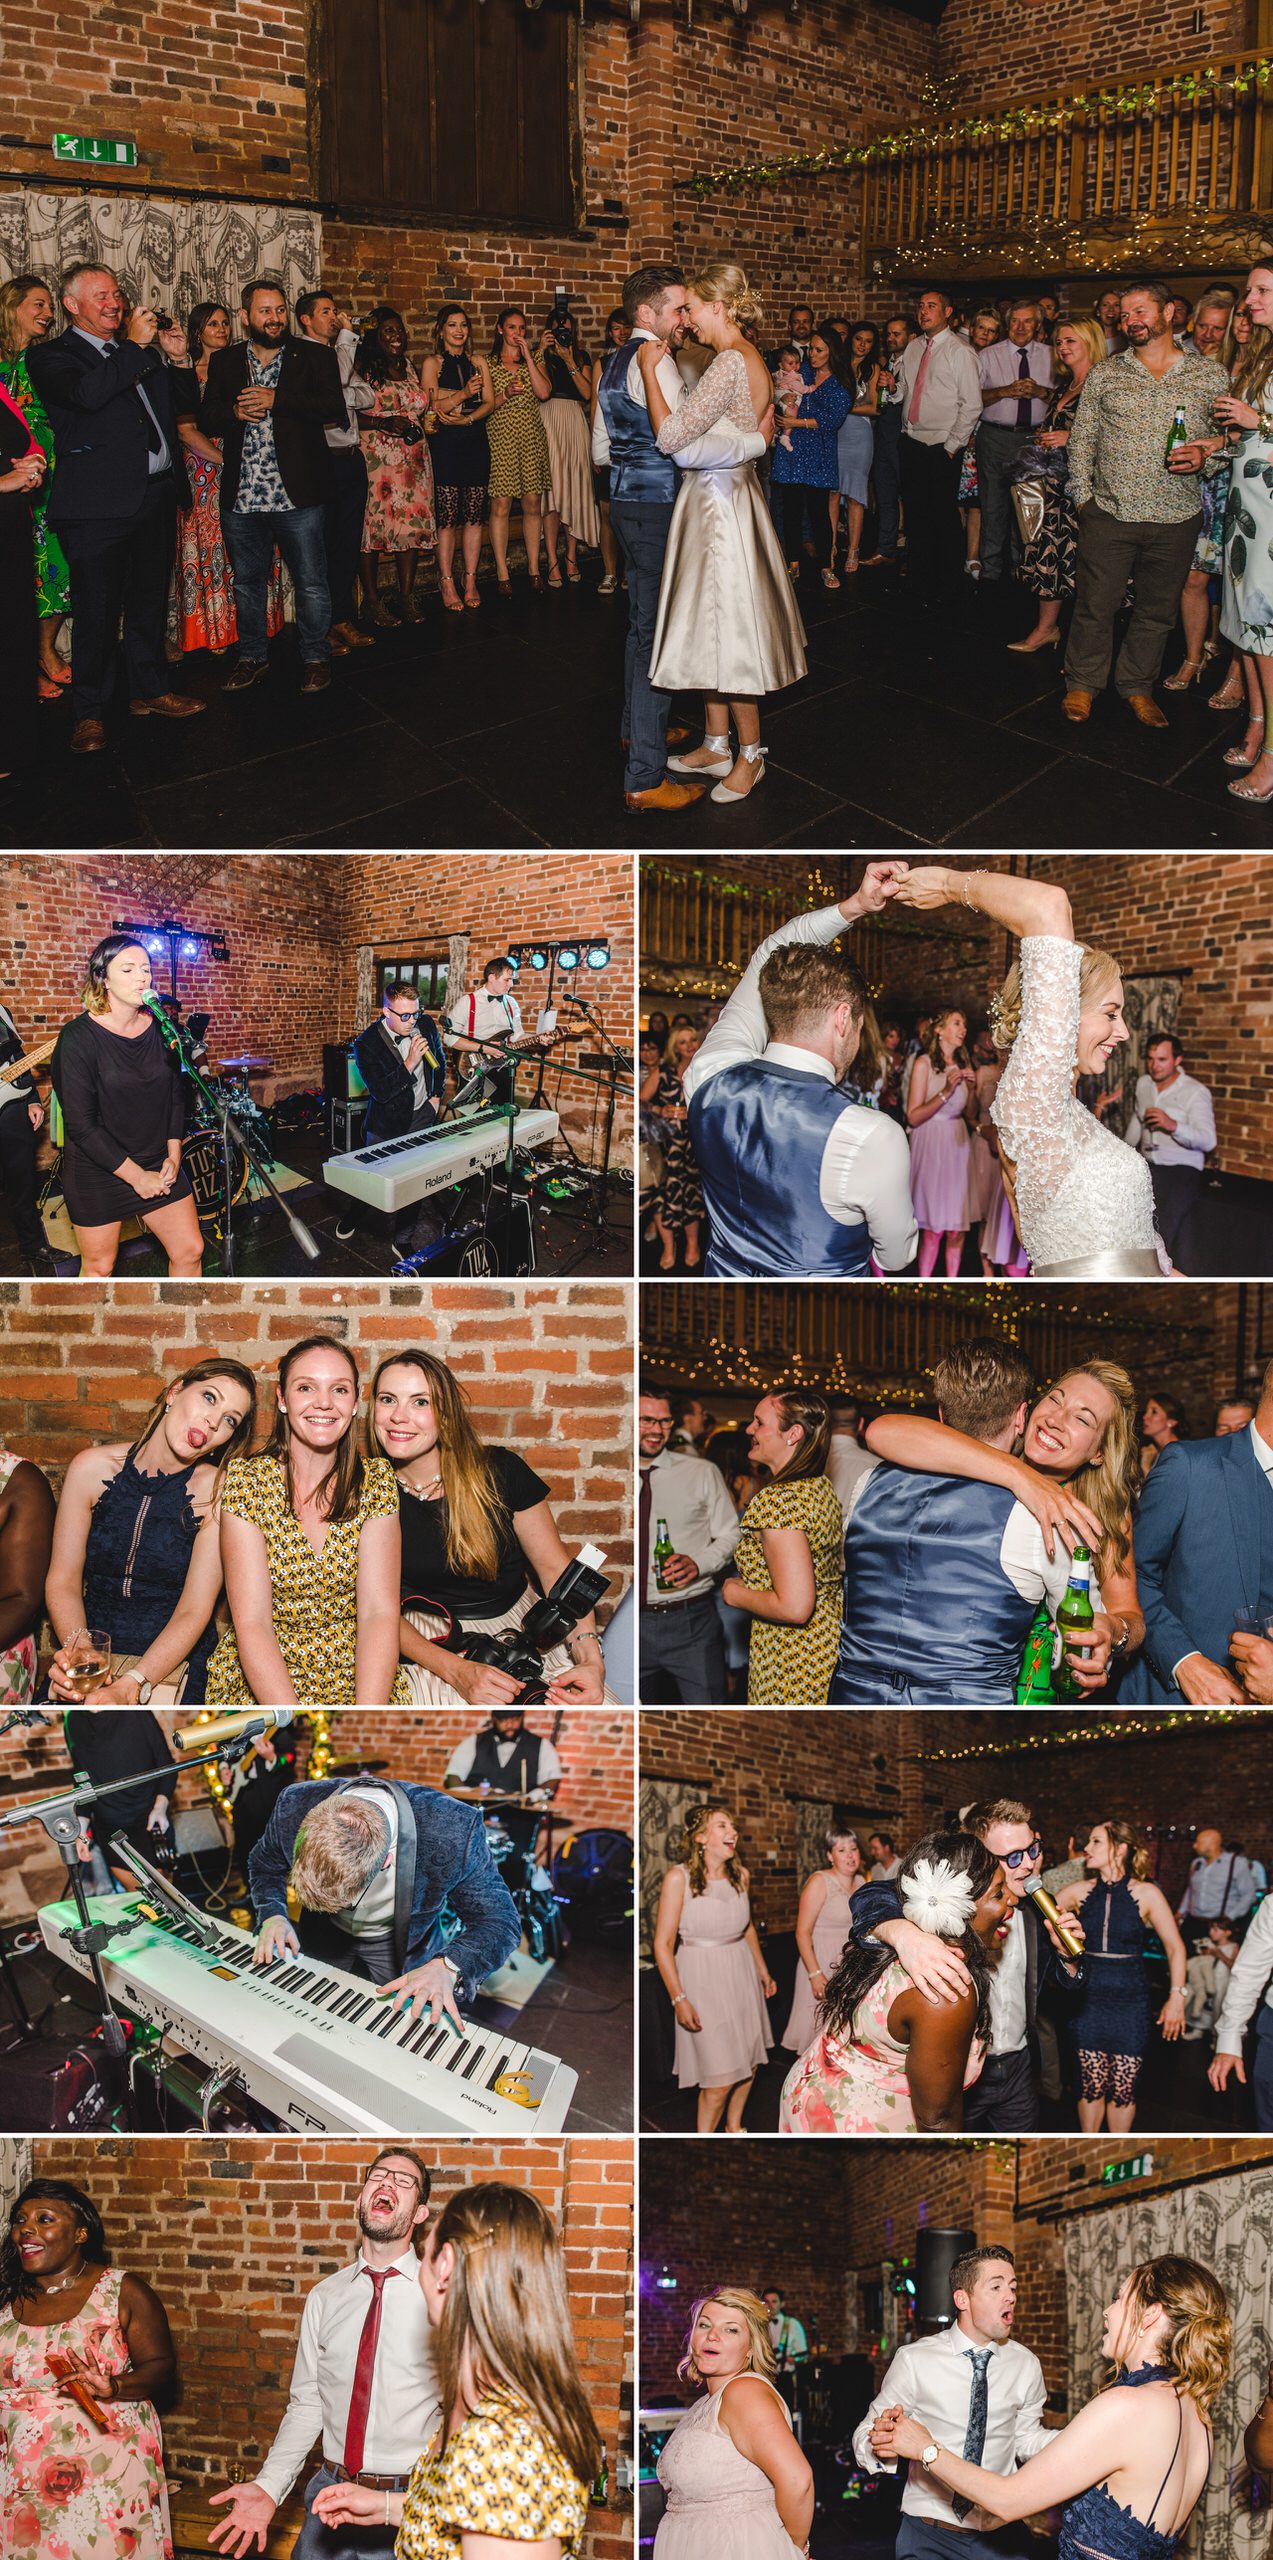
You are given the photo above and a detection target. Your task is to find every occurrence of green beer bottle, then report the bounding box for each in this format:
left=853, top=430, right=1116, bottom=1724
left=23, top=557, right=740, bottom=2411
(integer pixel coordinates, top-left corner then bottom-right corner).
left=1055, top=1543, right=1095, bottom=1699
left=1163, top=403, right=1188, bottom=467
left=1016, top=1598, right=1058, bottom=1704
left=653, top=1516, right=674, bottom=1591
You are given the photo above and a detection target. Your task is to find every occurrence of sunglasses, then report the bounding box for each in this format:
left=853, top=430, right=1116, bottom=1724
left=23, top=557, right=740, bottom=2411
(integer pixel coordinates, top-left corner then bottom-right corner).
left=1001, top=1838, right=1043, bottom=1870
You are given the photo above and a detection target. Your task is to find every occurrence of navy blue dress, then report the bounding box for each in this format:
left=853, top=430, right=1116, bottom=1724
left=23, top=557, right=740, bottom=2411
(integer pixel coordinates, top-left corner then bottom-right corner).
left=1069, top=1874, right=1153, bottom=2106
left=1060, top=2369, right=1207, bottom=2560
left=82, top=1448, right=219, bottom=1701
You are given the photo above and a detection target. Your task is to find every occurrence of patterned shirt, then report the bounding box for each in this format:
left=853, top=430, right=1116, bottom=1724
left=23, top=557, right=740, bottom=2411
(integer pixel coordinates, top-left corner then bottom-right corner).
left=234, top=344, right=291, bottom=513
left=1067, top=343, right=1229, bottom=523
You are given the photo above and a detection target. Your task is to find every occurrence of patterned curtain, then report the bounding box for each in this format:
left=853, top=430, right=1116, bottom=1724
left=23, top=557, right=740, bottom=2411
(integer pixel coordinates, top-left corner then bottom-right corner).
left=638, top=1775, right=704, bottom=1962
left=1063, top=2161, right=1273, bottom=2560
left=0, top=2139, right=33, bottom=2225
left=0, top=191, right=321, bottom=317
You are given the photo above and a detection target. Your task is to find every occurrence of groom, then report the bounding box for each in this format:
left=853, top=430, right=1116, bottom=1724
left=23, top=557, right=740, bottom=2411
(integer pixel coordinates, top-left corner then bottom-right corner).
left=593, top=263, right=770, bottom=814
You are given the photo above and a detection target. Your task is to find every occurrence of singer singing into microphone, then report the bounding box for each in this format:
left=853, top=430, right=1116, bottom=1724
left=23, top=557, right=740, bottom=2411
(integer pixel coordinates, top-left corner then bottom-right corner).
left=50, top=934, right=204, bottom=1278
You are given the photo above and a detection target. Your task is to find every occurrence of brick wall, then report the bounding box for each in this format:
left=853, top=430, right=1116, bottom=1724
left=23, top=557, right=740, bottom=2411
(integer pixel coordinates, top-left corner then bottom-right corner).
left=29, top=2135, right=633, bottom=2560
left=0, top=1280, right=631, bottom=1530
left=937, top=0, right=1254, bottom=104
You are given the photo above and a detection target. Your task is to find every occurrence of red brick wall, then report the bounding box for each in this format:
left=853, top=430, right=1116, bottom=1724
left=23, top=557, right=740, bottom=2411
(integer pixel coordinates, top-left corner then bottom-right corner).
left=29, top=2135, right=633, bottom=2560
left=937, top=0, right=1254, bottom=104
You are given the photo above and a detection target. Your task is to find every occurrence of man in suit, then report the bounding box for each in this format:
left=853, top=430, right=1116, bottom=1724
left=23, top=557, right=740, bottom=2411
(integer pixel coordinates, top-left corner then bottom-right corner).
left=847, top=1796, right=1085, bottom=2130
left=201, top=278, right=345, bottom=694
left=27, top=264, right=204, bottom=754
left=353, top=982, right=448, bottom=1146
left=247, top=1774, right=520, bottom=2030
left=1118, top=1356, right=1273, bottom=1703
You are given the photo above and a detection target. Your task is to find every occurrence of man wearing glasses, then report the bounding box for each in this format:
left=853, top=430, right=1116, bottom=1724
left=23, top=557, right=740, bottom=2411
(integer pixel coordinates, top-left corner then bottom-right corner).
left=845, top=1797, right=1086, bottom=2130
left=208, top=2149, right=440, bottom=2559
left=353, top=981, right=449, bottom=1148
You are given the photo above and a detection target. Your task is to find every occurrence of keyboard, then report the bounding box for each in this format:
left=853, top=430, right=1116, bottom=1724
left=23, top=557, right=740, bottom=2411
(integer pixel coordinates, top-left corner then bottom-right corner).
left=323, top=1107, right=559, bottom=1212
left=39, top=1895, right=577, bottom=2135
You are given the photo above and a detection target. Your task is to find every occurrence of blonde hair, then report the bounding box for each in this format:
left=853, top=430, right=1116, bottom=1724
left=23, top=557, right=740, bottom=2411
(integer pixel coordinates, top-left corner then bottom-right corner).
left=1053, top=317, right=1107, bottom=379
left=432, top=2183, right=603, bottom=2488
left=688, top=261, right=764, bottom=328
left=991, top=942, right=1121, bottom=1053
left=290, top=1794, right=390, bottom=1910
left=0, top=274, right=49, bottom=361
left=1099, top=1814, right=1149, bottom=1881
left=677, top=1801, right=745, bottom=1899
left=1108, top=2257, right=1232, bottom=2414
left=1038, top=1359, right=1140, bottom=1574
left=677, top=2288, right=775, bottom=2386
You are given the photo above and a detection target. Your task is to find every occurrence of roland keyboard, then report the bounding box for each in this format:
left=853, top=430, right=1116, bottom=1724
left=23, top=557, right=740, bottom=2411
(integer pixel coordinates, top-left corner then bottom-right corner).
left=323, top=1106, right=559, bottom=1213
left=39, top=1895, right=577, bottom=2135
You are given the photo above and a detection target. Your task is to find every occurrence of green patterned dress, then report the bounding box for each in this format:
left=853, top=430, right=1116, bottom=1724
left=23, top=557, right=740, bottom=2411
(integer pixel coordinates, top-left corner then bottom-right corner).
left=0, top=350, right=70, bottom=616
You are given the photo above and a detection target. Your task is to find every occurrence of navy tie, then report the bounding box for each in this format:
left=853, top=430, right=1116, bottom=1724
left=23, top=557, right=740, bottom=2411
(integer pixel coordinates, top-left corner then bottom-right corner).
left=1014, top=347, right=1033, bottom=432
left=952, top=2346, right=991, bottom=2521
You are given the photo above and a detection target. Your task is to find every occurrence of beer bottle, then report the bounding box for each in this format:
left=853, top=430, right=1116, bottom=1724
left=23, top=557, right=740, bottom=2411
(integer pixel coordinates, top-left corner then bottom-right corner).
left=1016, top=1598, right=1057, bottom=1704
left=1055, top=1544, right=1095, bottom=1699
left=1163, top=403, right=1188, bottom=467
left=653, top=1516, right=674, bottom=1590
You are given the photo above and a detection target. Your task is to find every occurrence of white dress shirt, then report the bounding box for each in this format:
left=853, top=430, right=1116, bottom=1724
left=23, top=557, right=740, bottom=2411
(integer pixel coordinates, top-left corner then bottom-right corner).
left=845, top=1458, right=1099, bottom=1617
left=0, top=1002, right=27, bottom=1116
left=254, top=2247, right=440, bottom=2504
left=899, top=328, right=982, bottom=453
left=1177, top=1850, right=1259, bottom=1923
left=826, top=1430, right=877, bottom=1526
left=326, top=325, right=375, bottom=449
left=978, top=340, right=1054, bottom=427
left=443, top=1732, right=563, bottom=1786
left=590, top=327, right=766, bottom=474
left=1123, top=1069, right=1217, bottom=1169
left=988, top=1903, right=1029, bottom=2055
left=642, top=1447, right=739, bottom=1605
left=852, top=2323, right=1051, bottom=2523
left=444, top=986, right=524, bottom=1051
left=1213, top=1892, right=1273, bottom=2054
left=768, top=2312, right=809, bottom=2365
left=681, top=903, right=918, bottom=1273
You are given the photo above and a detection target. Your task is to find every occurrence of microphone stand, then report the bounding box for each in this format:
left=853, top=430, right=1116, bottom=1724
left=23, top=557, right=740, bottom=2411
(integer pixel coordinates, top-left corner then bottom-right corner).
left=556, top=997, right=634, bottom=1275
left=146, top=1006, right=320, bottom=1272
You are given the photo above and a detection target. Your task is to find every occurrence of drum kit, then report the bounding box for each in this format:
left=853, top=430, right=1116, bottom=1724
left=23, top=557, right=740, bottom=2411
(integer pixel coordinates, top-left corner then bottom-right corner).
left=182, top=1051, right=277, bottom=1231
left=447, top=1782, right=572, bottom=1965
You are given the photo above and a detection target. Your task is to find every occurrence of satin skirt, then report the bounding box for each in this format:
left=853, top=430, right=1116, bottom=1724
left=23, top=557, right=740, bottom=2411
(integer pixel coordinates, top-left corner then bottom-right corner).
left=1032, top=1248, right=1164, bottom=1278
left=650, top=460, right=809, bottom=698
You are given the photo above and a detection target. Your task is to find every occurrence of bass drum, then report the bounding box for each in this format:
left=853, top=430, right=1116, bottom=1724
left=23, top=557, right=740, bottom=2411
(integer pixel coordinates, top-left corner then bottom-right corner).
left=182, top=1127, right=251, bottom=1227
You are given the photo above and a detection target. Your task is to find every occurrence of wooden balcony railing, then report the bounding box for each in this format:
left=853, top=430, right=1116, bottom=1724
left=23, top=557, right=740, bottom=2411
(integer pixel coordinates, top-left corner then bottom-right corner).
left=861, top=49, right=1273, bottom=278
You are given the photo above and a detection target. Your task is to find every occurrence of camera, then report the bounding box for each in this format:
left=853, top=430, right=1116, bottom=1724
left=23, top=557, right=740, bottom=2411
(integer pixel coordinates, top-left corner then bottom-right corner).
left=455, top=1548, right=610, bottom=1704
left=551, top=285, right=572, bottom=344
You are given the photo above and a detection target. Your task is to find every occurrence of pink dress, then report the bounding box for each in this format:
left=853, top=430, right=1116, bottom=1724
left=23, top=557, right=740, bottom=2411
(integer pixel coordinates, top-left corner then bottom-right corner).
left=0, top=2268, right=173, bottom=2560
left=779, top=1957, right=983, bottom=2133
left=781, top=1874, right=859, bottom=2054
left=909, top=1071, right=973, bottom=1231
left=656, top=2379, right=805, bottom=2560
left=673, top=1870, right=772, bottom=2091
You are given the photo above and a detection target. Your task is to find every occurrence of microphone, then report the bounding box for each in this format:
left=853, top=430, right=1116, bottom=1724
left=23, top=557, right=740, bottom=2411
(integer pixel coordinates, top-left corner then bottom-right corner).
left=172, top=1706, right=295, bottom=1752
left=0, top=1708, right=49, bottom=1733
left=563, top=994, right=596, bottom=1012
left=1023, top=1875, right=1086, bottom=1962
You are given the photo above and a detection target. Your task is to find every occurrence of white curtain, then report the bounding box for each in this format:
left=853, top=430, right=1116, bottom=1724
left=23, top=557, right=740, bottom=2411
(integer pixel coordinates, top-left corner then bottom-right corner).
left=1063, top=2162, right=1273, bottom=2560
left=0, top=191, right=320, bottom=315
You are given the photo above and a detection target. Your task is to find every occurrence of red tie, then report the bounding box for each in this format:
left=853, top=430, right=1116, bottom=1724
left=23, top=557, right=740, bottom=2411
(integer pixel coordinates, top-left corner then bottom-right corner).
left=342, top=2266, right=397, bottom=2477
left=908, top=339, right=932, bottom=428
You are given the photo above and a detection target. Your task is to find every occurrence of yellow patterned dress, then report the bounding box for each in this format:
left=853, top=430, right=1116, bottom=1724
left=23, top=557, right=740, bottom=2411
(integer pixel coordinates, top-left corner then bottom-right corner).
left=396, top=2385, right=589, bottom=2560
left=205, top=1452, right=410, bottom=1705
left=734, top=1474, right=844, bottom=1706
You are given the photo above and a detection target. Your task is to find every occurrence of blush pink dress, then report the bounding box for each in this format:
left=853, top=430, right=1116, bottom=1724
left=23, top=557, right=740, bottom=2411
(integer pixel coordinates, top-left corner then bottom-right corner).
left=779, top=1957, right=983, bottom=2133
left=656, top=2378, right=805, bottom=2560
left=673, top=1870, right=772, bottom=2092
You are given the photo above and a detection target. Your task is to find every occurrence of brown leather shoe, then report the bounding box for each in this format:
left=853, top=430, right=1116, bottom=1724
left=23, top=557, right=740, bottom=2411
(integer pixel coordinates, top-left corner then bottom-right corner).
left=1061, top=688, right=1093, bottom=722
left=130, top=691, right=205, bottom=718
left=333, top=619, right=375, bottom=649
left=624, top=779, right=708, bottom=813
left=620, top=724, right=694, bottom=754
left=70, top=717, right=106, bottom=754
left=328, top=631, right=351, bottom=658
left=301, top=663, right=332, bottom=694
left=1126, top=691, right=1168, bottom=729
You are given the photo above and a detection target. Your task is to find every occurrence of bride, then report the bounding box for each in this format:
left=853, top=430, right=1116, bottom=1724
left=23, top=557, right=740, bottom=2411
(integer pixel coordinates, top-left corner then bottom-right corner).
left=891, top=866, right=1175, bottom=1277
left=637, top=261, right=807, bottom=807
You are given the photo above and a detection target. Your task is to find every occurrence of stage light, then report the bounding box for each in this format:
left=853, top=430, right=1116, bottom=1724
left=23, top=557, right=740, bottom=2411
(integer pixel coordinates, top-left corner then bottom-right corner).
left=655, top=2265, right=678, bottom=2291
left=179, top=938, right=199, bottom=959
left=584, top=940, right=611, bottom=972
left=557, top=945, right=580, bottom=971
left=144, top=935, right=165, bottom=956
left=529, top=947, right=549, bottom=971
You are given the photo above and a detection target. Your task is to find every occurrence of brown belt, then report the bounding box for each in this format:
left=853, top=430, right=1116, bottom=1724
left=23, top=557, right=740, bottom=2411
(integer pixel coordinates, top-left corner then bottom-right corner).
left=333, top=2468, right=411, bottom=2489
left=646, top=1587, right=709, bottom=1614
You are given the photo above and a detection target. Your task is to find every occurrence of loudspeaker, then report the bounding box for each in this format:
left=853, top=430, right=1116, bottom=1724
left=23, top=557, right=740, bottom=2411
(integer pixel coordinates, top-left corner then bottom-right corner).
left=552, top=1828, right=633, bottom=1935
left=0, top=2033, right=117, bottom=2130
left=327, top=1095, right=368, bottom=1154
left=485, top=1184, right=535, bottom=1275
left=915, top=2226, right=979, bottom=2328
left=322, top=1042, right=368, bottom=1102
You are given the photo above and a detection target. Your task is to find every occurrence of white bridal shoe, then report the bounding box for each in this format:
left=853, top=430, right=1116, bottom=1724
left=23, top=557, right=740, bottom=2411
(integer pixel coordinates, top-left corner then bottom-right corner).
left=668, top=730, right=733, bottom=780
left=711, top=742, right=766, bottom=805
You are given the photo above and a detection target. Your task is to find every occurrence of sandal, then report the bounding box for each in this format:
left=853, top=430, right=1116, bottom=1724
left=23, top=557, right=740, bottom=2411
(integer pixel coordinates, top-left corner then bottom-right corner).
left=1163, top=657, right=1205, bottom=691
left=439, top=573, right=463, bottom=614
left=463, top=577, right=481, bottom=611
left=545, top=566, right=563, bottom=590
left=1208, top=671, right=1246, bottom=711
left=497, top=577, right=513, bottom=599
left=1228, top=760, right=1273, bottom=801
left=821, top=567, right=841, bottom=590
left=566, top=559, right=581, bottom=584
left=1224, top=718, right=1266, bottom=770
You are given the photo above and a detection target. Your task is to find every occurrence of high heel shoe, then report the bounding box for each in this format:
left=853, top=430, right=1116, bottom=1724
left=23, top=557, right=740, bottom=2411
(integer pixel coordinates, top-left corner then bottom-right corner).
left=1223, top=718, right=1265, bottom=770
left=1228, top=755, right=1273, bottom=801
left=711, top=742, right=766, bottom=805
left=439, top=573, right=463, bottom=614
left=1163, top=656, right=1205, bottom=690
left=1208, top=671, right=1245, bottom=711
left=463, top=577, right=481, bottom=611
left=1006, top=630, right=1060, bottom=654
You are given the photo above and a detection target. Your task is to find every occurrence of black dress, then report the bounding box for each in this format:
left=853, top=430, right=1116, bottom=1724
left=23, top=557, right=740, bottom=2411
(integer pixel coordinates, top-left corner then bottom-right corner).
left=52, top=1010, right=192, bottom=1225
left=0, top=391, right=38, bottom=778
left=397, top=1444, right=550, bottom=1626
left=430, top=353, right=490, bottom=524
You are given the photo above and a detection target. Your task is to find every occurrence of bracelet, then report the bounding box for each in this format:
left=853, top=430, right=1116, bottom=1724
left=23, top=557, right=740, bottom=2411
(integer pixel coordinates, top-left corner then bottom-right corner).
left=673, top=1993, right=689, bottom=2008
left=958, top=869, right=981, bottom=909
left=385, top=2490, right=391, bottom=2527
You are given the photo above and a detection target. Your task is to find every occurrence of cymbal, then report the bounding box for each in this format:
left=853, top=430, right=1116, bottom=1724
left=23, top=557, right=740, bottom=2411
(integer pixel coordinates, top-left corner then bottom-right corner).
left=448, top=1784, right=547, bottom=1807
left=328, top=1757, right=390, bottom=1775
left=216, top=1053, right=271, bottom=1070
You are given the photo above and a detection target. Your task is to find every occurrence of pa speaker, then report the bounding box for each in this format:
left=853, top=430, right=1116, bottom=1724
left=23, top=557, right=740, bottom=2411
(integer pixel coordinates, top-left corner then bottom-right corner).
left=915, top=2226, right=979, bottom=2327
left=323, top=1042, right=368, bottom=1102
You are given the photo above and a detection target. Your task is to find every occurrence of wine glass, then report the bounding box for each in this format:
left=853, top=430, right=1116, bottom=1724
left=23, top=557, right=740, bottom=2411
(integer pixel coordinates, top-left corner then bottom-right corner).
left=63, top=1627, right=112, bottom=1699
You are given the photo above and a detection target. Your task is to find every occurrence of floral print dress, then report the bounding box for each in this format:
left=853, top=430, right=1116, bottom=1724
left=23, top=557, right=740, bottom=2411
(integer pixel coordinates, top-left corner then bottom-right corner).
left=0, top=351, right=69, bottom=616
left=361, top=370, right=437, bottom=553
left=204, top=1452, right=411, bottom=1705
left=396, top=2385, right=588, bottom=2560
left=779, top=1957, right=984, bottom=2133
left=0, top=2268, right=173, bottom=2560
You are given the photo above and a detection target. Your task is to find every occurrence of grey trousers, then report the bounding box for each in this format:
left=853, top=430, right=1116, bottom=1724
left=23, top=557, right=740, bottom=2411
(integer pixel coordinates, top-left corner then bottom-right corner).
left=1065, top=501, right=1201, bottom=698
left=640, top=1589, right=727, bottom=1703
left=975, top=421, right=1031, bottom=578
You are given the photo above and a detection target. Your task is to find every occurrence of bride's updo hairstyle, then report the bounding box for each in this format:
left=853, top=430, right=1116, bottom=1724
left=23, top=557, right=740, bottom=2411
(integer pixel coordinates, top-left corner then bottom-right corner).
left=1108, top=2256, right=1232, bottom=2414
left=990, top=942, right=1121, bottom=1054
left=677, top=2288, right=775, bottom=2386
left=688, top=261, right=764, bottom=329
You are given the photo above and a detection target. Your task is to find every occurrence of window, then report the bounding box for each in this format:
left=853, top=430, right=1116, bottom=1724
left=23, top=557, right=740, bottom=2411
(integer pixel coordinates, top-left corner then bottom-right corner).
left=377, top=952, right=452, bottom=1011
left=320, top=0, right=577, bottom=230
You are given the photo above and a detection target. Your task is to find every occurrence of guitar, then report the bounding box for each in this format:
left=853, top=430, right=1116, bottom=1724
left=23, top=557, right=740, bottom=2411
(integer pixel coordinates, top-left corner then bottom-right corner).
left=466, top=1025, right=582, bottom=1105
left=0, top=1036, right=57, bottom=1088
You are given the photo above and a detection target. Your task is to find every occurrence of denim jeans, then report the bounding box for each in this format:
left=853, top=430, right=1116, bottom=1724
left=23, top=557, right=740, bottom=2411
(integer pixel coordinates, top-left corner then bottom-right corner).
left=293, top=2464, right=398, bottom=2560
left=609, top=498, right=675, bottom=792
left=223, top=503, right=332, bottom=663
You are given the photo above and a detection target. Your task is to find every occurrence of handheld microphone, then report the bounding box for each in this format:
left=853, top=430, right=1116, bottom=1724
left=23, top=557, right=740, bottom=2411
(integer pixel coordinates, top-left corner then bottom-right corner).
left=1023, top=1875, right=1086, bottom=1962
left=172, top=1706, right=295, bottom=1752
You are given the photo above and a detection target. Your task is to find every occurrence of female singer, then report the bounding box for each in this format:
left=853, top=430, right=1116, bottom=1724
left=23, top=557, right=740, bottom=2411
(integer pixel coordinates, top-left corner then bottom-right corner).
left=654, top=1802, right=776, bottom=2133
left=205, top=1334, right=410, bottom=1706
left=1056, top=1819, right=1188, bottom=2132
left=655, top=2290, right=814, bottom=2560
left=0, top=2178, right=177, bottom=2560
left=312, top=2181, right=601, bottom=2560
left=370, top=1350, right=613, bottom=1706
left=782, top=1829, right=865, bottom=2054
left=872, top=2255, right=1230, bottom=2560
left=51, top=934, right=205, bottom=1278
left=44, top=1357, right=256, bottom=1704
left=721, top=1391, right=843, bottom=1706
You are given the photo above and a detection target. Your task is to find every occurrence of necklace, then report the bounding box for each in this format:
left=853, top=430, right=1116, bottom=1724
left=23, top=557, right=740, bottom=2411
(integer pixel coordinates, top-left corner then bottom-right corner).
left=38, top=2257, right=88, bottom=2298
left=400, top=1470, right=444, bottom=1500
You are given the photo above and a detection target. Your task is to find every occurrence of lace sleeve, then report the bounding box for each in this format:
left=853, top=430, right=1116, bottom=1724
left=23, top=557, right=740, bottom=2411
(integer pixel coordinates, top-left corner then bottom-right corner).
left=656, top=350, right=749, bottom=452
left=990, top=934, right=1082, bottom=1199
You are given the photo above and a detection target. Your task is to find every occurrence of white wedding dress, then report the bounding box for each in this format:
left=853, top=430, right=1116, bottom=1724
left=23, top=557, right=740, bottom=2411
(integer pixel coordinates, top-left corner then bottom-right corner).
left=990, top=936, right=1170, bottom=1277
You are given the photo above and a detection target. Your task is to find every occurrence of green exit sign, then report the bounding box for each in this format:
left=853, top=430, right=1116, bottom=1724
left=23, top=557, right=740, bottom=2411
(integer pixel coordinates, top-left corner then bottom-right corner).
left=1100, top=2151, right=1155, bottom=2185
left=53, top=133, right=138, bottom=167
